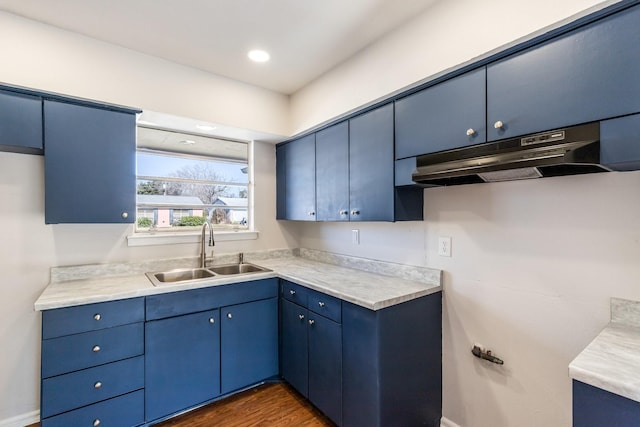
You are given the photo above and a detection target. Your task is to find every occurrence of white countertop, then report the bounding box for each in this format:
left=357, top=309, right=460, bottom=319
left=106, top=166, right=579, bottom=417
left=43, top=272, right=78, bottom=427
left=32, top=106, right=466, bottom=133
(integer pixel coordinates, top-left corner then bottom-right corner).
left=569, top=298, right=640, bottom=403
left=35, top=249, right=442, bottom=312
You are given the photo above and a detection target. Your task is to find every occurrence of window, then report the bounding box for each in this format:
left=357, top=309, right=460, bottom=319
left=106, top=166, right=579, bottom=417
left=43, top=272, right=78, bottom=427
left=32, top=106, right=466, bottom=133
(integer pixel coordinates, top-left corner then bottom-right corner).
left=135, top=126, right=250, bottom=232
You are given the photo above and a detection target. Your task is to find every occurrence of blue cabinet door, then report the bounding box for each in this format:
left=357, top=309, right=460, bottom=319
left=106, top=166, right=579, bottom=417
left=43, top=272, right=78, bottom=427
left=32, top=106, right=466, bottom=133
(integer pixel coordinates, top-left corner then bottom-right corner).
left=44, top=100, right=136, bottom=223
left=0, top=89, right=43, bottom=153
left=395, top=68, right=486, bottom=159
left=316, top=122, right=350, bottom=221
left=284, top=134, right=316, bottom=221
left=487, top=4, right=640, bottom=141
left=221, top=297, right=279, bottom=394
left=573, top=380, right=640, bottom=427
left=145, top=309, right=220, bottom=422
left=281, top=298, right=309, bottom=397
left=276, top=144, right=287, bottom=219
left=308, top=312, right=342, bottom=426
left=349, top=103, right=395, bottom=222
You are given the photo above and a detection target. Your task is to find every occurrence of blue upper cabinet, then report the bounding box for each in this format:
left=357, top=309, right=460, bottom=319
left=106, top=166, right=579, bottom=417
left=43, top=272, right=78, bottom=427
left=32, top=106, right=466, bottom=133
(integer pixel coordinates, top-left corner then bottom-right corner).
left=395, top=68, right=486, bottom=159
left=0, top=89, right=43, bottom=154
left=283, top=134, right=316, bottom=221
left=44, top=100, right=136, bottom=224
left=349, top=103, right=395, bottom=222
left=276, top=144, right=287, bottom=219
left=316, top=122, right=349, bottom=221
left=487, top=4, right=640, bottom=141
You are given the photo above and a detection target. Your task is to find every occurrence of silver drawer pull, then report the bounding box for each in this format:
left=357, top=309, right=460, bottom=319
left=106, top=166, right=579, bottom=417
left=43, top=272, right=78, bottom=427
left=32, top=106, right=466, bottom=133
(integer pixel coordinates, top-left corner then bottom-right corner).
left=289, top=289, right=296, bottom=295
left=94, top=381, right=102, bottom=389
left=318, top=301, right=325, bottom=307
left=308, top=319, right=315, bottom=326
left=92, top=345, right=101, bottom=353
left=209, top=317, right=215, bottom=324
left=227, top=313, right=233, bottom=319
left=93, top=314, right=101, bottom=321
left=93, top=419, right=101, bottom=427
left=298, top=314, right=305, bottom=320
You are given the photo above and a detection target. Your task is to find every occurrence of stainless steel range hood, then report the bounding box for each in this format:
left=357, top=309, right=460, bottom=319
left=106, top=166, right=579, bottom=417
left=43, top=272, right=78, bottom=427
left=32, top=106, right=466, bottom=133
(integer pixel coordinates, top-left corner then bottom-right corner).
left=412, top=122, right=608, bottom=186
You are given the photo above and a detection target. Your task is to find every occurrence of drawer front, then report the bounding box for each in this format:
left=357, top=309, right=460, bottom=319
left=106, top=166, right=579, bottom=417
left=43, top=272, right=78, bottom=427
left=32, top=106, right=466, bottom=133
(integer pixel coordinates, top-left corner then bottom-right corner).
left=307, top=289, right=342, bottom=323
left=146, top=278, right=278, bottom=321
left=41, top=390, right=144, bottom=427
left=42, top=298, right=144, bottom=339
left=41, top=356, right=144, bottom=418
left=281, top=280, right=310, bottom=306
left=42, top=323, right=144, bottom=378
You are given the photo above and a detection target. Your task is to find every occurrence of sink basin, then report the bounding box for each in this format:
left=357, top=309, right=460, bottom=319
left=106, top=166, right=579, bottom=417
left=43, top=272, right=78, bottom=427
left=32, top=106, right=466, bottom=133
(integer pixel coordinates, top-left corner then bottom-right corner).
left=145, top=268, right=216, bottom=286
left=209, top=263, right=272, bottom=275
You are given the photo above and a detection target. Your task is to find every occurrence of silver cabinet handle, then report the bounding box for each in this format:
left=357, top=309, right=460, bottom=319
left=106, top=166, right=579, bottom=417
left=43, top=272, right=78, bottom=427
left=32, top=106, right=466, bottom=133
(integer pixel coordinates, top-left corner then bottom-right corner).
left=298, top=314, right=305, bottom=320
left=308, top=319, right=315, bottom=325
left=93, top=314, right=101, bottom=321
left=92, top=345, right=101, bottom=353
left=209, top=317, right=215, bottom=324
left=289, top=289, right=296, bottom=295
left=351, top=210, right=360, bottom=216
left=93, top=419, right=101, bottom=427
left=308, top=211, right=315, bottom=216
left=339, top=210, right=348, bottom=216
left=466, top=128, right=475, bottom=136
left=121, top=212, right=128, bottom=219
left=318, top=302, right=325, bottom=307
left=94, top=381, right=102, bottom=389
left=494, top=120, right=504, bottom=129
left=227, top=313, right=232, bottom=319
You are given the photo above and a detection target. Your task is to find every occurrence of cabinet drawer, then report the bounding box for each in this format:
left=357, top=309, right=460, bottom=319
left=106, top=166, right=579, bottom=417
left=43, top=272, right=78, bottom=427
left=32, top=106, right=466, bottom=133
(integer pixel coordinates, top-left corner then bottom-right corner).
left=42, top=298, right=144, bottom=339
left=41, top=390, right=144, bottom=427
left=281, top=281, right=310, bottom=306
left=146, top=278, right=278, bottom=321
left=42, top=323, right=143, bottom=378
left=307, top=289, right=342, bottom=323
left=41, top=356, right=144, bottom=418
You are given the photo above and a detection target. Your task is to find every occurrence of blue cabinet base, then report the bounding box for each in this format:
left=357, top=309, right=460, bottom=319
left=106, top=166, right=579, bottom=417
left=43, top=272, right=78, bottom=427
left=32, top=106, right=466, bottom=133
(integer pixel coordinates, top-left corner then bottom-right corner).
left=573, top=380, right=640, bottom=427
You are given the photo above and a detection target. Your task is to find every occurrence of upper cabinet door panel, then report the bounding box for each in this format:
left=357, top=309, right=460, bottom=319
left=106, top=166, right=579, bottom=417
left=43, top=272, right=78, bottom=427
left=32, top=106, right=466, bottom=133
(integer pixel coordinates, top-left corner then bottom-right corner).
left=0, top=89, right=43, bottom=152
left=44, top=100, right=136, bottom=224
left=349, top=104, right=394, bottom=222
left=487, top=5, right=640, bottom=141
left=316, top=122, right=349, bottom=222
left=276, top=145, right=286, bottom=219
left=284, top=134, right=316, bottom=221
left=395, top=67, right=486, bottom=159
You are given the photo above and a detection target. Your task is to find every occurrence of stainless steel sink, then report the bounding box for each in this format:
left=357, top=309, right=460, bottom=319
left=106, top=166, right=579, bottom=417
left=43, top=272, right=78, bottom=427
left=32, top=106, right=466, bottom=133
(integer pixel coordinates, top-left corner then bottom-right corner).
left=145, top=268, right=216, bottom=286
left=209, top=263, right=272, bottom=275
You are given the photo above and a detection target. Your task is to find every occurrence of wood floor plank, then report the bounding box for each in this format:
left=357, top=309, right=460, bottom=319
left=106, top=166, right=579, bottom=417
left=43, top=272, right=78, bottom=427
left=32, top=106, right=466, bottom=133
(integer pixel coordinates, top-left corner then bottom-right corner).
left=154, top=382, right=336, bottom=427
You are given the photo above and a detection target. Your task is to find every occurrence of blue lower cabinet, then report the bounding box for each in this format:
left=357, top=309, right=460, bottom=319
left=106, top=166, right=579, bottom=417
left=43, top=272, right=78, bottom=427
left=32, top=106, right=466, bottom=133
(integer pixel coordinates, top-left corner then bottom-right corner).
left=145, top=309, right=221, bottom=422
left=41, top=390, right=144, bottom=427
left=221, top=297, right=279, bottom=394
left=308, top=312, right=342, bottom=425
left=573, top=380, right=640, bottom=427
left=281, top=299, right=309, bottom=396
left=342, top=292, right=442, bottom=427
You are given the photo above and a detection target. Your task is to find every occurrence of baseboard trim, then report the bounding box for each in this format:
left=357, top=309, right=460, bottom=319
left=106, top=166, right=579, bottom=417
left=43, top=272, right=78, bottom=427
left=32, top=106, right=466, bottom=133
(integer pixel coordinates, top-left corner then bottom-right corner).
left=441, top=416, right=462, bottom=427
left=0, top=410, right=39, bottom=427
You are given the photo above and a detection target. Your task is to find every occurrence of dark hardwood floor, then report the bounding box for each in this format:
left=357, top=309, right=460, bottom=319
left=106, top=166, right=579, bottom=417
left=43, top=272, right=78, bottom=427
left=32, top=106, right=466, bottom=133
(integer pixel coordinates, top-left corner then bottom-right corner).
left=29, top=382, right=335, bottom=427
left=154, top=382, right=335, bottom=427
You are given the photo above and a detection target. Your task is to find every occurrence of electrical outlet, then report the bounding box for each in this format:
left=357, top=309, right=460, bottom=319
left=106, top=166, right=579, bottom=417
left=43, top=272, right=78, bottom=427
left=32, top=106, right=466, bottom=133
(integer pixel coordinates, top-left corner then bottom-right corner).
left=352, top=229, right=360, bottom=245
left=438, top=236, right=452, bottom=257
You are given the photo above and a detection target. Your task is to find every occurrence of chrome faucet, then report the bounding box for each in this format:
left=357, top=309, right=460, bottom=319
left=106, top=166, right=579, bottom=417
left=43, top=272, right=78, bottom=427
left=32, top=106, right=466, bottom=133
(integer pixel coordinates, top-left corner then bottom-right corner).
left=200, top=221, right=215, bottom=268
left=239, top=252, right=244, bottom=264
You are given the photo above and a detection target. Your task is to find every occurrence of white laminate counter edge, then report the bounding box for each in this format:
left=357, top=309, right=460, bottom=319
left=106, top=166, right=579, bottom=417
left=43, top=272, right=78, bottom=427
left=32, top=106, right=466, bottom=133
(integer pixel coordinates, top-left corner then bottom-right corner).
left=36, top=249, right=442, bottom=312
left=569, top=298, right=640, bottom=403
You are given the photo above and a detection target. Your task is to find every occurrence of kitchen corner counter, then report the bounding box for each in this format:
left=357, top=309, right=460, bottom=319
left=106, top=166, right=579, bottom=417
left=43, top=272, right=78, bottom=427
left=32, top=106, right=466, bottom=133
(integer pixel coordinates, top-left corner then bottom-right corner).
left=35, top=249, right=442, bottom=312
left=569, top=298, right=640, bottom=403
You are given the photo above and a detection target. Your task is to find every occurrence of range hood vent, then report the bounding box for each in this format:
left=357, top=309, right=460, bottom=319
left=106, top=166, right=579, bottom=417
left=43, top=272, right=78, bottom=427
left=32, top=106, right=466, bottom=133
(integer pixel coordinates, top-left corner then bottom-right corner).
left=412, top=122, right=609, bottom=186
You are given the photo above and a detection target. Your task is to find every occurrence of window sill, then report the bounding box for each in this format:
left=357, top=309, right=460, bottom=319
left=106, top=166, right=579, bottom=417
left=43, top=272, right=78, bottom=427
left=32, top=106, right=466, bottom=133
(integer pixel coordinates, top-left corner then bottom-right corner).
left=127, top=230, right=259, bottom=247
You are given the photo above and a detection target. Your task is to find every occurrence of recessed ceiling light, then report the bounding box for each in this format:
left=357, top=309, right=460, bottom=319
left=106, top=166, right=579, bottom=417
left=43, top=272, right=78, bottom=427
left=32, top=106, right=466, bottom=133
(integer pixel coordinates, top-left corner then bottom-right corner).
left=248, top=49, right=270, bottom=63
left=196, top=124, right=217, bottom=131
left=180, top=139, right=196, bottom=145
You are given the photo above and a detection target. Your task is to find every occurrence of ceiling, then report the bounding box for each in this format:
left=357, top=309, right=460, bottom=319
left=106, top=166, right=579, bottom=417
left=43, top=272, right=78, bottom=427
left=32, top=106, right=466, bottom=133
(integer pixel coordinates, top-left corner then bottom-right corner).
left=0, top=0, right=438, bottom=94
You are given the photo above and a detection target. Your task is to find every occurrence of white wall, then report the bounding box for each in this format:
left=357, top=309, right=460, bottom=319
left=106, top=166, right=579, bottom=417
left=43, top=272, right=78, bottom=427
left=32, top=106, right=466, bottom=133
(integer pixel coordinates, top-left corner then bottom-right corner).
left=290, top=0, right=609, bottom=134
left=0, top=11, right=290, bottom=137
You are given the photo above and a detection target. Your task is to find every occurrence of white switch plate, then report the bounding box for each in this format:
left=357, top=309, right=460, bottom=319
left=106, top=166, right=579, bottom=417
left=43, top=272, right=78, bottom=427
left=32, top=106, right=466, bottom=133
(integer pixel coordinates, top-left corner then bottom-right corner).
left=438, top=236, right=452, bottom=257
left=352, top=229, right=360, bottom=245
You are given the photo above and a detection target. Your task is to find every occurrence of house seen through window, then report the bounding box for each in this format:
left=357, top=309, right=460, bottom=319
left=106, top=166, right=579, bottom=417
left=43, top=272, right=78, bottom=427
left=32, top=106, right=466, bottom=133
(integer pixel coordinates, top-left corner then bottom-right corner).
left=136, top=126, right=250, bottom=232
